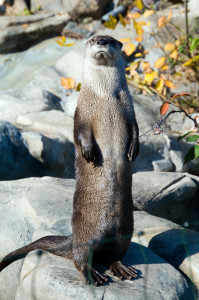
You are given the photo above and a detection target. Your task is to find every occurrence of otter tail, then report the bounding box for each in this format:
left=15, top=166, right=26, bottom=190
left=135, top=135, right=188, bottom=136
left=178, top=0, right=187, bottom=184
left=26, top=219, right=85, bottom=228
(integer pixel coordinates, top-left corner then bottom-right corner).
left=0, top=235, right=73, bottom=272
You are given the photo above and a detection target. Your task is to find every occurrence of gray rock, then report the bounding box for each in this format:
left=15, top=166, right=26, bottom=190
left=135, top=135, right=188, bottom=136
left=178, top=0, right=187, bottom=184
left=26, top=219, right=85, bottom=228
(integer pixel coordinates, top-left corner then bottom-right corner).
left=0, top=37, right=74, bottom=91
left=0, top=176, right=75, bottom=300
left=133, top=211, right=199, bottom=292
left=0, top=13, right=70, bottom=53
left=55, top=46, right=85, bottom=83
left=21, top=131, right=75, bottom=178
left=133, top=172, right=199, bottom=230
left=0, top=121, right=43, bottom=180
left=0, top=85, right=60, bottom=124
left=16, top=110, right=74, bottom=142
left=15, top=243, right=192, bottom=300
left=68, top=0, right=111, bottom=19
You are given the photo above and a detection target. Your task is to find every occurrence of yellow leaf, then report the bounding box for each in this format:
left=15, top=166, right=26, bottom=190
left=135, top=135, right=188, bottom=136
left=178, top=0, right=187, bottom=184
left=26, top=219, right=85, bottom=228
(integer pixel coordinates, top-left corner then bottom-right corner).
left=120, top=38, right=131, bottom=42
left=154, top=56, right=166, bottom=69
left=143, top=10, right=154, bottom=17
left=138, top=21, right=146, bottom=25
left=136, top=0, right=143, bottom=10
left=165, top=80, right=176, bottom=89
left=160, top=64, right=169, bottom=71
left=61, top=35, right=66, bottom=43
left=135, top=53, right=142, bottom=57
left=146, top=21, right=151, bottom=26
left=124, top=43, right=135, bottom=56
left=156, top=78, right=165, bottom=92
left=167, top=10, right=172, bottom=22
left=104, top=15, right=117, bottom=30
left=183, top=55, right=199, bottom=66
left=152, top=44, right=161, bottom=48
left=119, top=13, right=126, bottom=26
left=128, top=12, right=141, bottom=19
left=22, top=23, right=29, bottom=28
left=56, top=40, right=65, bottom=46
left=137, top=25, right=144, bottom=35
left=61, top=77, right=76, bottom=89
left=169, top=49, right=178, bottom=59
left=136, top=36, right=143, bottom=42
left=56, top=39, right=74, bottom=47
left=144, top=71, right=158, bottom=84
left=126, top=61, right=141, bottom=71
left=76, top=82, right=81, bottom=91
left=164, top=43, right=175, bottom=52
left=158, top=16, right=167, bottom=27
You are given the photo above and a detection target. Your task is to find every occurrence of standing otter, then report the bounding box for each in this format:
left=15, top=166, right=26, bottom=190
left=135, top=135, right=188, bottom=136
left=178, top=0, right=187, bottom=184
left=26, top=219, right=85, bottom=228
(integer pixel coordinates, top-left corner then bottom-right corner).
left=0, top=35, right=139, bottom=286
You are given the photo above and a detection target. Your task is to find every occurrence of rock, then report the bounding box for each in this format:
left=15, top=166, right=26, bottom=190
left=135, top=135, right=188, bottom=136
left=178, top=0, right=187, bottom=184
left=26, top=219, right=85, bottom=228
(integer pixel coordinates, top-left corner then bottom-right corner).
left=0, top=176, right=75, bottom=300
left=133, top=211, right=199, bottom=293
left=16, top=243, right=192, bottom=300
left=68, top=0, right=111, bottom=20
left=133, top=211, right=182, bottom=245
left=55, top=46, right=85, bottom=83
left=133, top=172, right=199, bottom=230
left=0, top=121, right=43, bottom=180
left=0, top=13, right=70, bottom=53
left=0, top=176, right=197, bottom=299
left=21, top=131, right=75, bottom=178
left=149, top=229, right=199, bottom=291
left=0, top=85, right=60, bottom=124
left=61, top=91, right=79, bottom=117
left=16, top=110, right=74, bottom=142
left=0, top=37, right=74, bottom=91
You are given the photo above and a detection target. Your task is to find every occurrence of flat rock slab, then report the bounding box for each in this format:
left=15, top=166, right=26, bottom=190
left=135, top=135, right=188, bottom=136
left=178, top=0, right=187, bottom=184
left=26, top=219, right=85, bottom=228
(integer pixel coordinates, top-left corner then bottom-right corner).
left=15, top=243, right=192, bottom=300
left=0, top=13, right=70, bottom=53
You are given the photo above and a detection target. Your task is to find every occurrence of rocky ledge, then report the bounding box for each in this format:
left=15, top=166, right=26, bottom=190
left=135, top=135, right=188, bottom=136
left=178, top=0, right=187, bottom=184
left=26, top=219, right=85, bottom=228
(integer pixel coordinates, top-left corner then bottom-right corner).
left=0, top=174, right=199, bottom=300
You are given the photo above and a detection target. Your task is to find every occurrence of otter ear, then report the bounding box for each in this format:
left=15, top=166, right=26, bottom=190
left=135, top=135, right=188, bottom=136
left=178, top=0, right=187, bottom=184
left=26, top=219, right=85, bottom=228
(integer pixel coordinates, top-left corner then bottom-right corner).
left=118, top=41, right=123, bottom=49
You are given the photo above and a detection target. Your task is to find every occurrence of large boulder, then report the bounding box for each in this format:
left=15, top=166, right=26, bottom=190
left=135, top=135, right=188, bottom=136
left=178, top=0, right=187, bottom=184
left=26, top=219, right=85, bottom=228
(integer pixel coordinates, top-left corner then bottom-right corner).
left=0, top=176, right=198, bottom=299
left=0, top=13, right=70, bottom=53
left=15, top=243, right=193, bottom=300
left=133, top=211, right=199, bottom=293
left=133, top=172, right=199, bottom=230
left=0, top=121, right=43, bottom=180
left=68, top=0, right=111, bottom=19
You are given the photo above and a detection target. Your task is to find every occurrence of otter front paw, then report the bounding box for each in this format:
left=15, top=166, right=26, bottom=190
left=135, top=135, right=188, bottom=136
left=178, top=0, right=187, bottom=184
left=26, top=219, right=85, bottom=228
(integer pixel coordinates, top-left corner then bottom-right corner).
left=127, top=139, right=139, bottom=162
left=81, top=144, right=95, bottom=163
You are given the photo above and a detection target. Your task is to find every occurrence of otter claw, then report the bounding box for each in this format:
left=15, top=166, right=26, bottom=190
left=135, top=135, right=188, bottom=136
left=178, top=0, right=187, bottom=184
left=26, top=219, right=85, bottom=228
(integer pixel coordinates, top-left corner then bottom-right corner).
left=82, top=265, right=107, bottom=285
left=127, top=140, right=139, bottom=162
left=81, top=145, right=95, bottom=162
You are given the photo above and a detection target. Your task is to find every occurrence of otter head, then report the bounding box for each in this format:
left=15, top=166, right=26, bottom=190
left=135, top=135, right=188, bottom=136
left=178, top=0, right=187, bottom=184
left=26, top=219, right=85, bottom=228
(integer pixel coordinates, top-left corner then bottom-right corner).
left=85, top=35, right=123, bottom=66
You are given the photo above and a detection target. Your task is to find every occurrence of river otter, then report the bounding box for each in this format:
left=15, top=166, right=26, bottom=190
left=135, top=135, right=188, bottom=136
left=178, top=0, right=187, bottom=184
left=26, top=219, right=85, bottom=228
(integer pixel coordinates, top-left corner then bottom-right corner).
left=0, top=35, right=139, bottom=286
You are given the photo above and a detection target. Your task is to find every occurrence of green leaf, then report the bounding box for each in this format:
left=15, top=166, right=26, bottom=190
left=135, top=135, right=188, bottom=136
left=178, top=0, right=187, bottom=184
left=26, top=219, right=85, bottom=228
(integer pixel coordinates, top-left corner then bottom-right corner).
left=76, top=82, right=81, bottom=92
left=190, top=38, right=199, bottom=52
left=186, top=135, right=199, bottom=142
left=184, top=145, right=199, bottom=163
left=177, top=131, right=194, bottom=141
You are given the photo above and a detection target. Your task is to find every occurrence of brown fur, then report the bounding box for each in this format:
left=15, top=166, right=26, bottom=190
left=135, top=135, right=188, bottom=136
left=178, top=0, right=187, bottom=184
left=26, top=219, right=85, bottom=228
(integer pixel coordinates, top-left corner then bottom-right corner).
left=0, top=35, right=139, bottom=285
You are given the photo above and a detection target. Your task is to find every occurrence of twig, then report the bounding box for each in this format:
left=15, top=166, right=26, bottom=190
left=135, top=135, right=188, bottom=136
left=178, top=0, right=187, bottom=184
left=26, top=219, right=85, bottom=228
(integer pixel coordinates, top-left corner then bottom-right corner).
left=185, top=0, right=189, bottom=51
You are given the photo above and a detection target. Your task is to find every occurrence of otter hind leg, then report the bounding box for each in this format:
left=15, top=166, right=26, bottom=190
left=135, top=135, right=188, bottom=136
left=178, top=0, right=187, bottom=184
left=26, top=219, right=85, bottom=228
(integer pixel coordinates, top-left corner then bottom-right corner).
left=0, top=235, right=73, bottom=272
left=110, top=261, right=137, bottom=280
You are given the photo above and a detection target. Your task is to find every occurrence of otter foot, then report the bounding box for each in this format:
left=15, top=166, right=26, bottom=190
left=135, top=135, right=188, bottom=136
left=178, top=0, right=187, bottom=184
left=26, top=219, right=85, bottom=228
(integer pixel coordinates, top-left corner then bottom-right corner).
left=110, top=261, right=137, bottom=280
left=82, top=265, right=108, bottom=286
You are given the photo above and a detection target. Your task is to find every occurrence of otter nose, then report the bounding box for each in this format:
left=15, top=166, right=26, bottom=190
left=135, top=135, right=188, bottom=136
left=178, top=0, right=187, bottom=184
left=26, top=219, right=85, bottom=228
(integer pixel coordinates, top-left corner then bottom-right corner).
left=97, top=39, right=108, bottom=46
